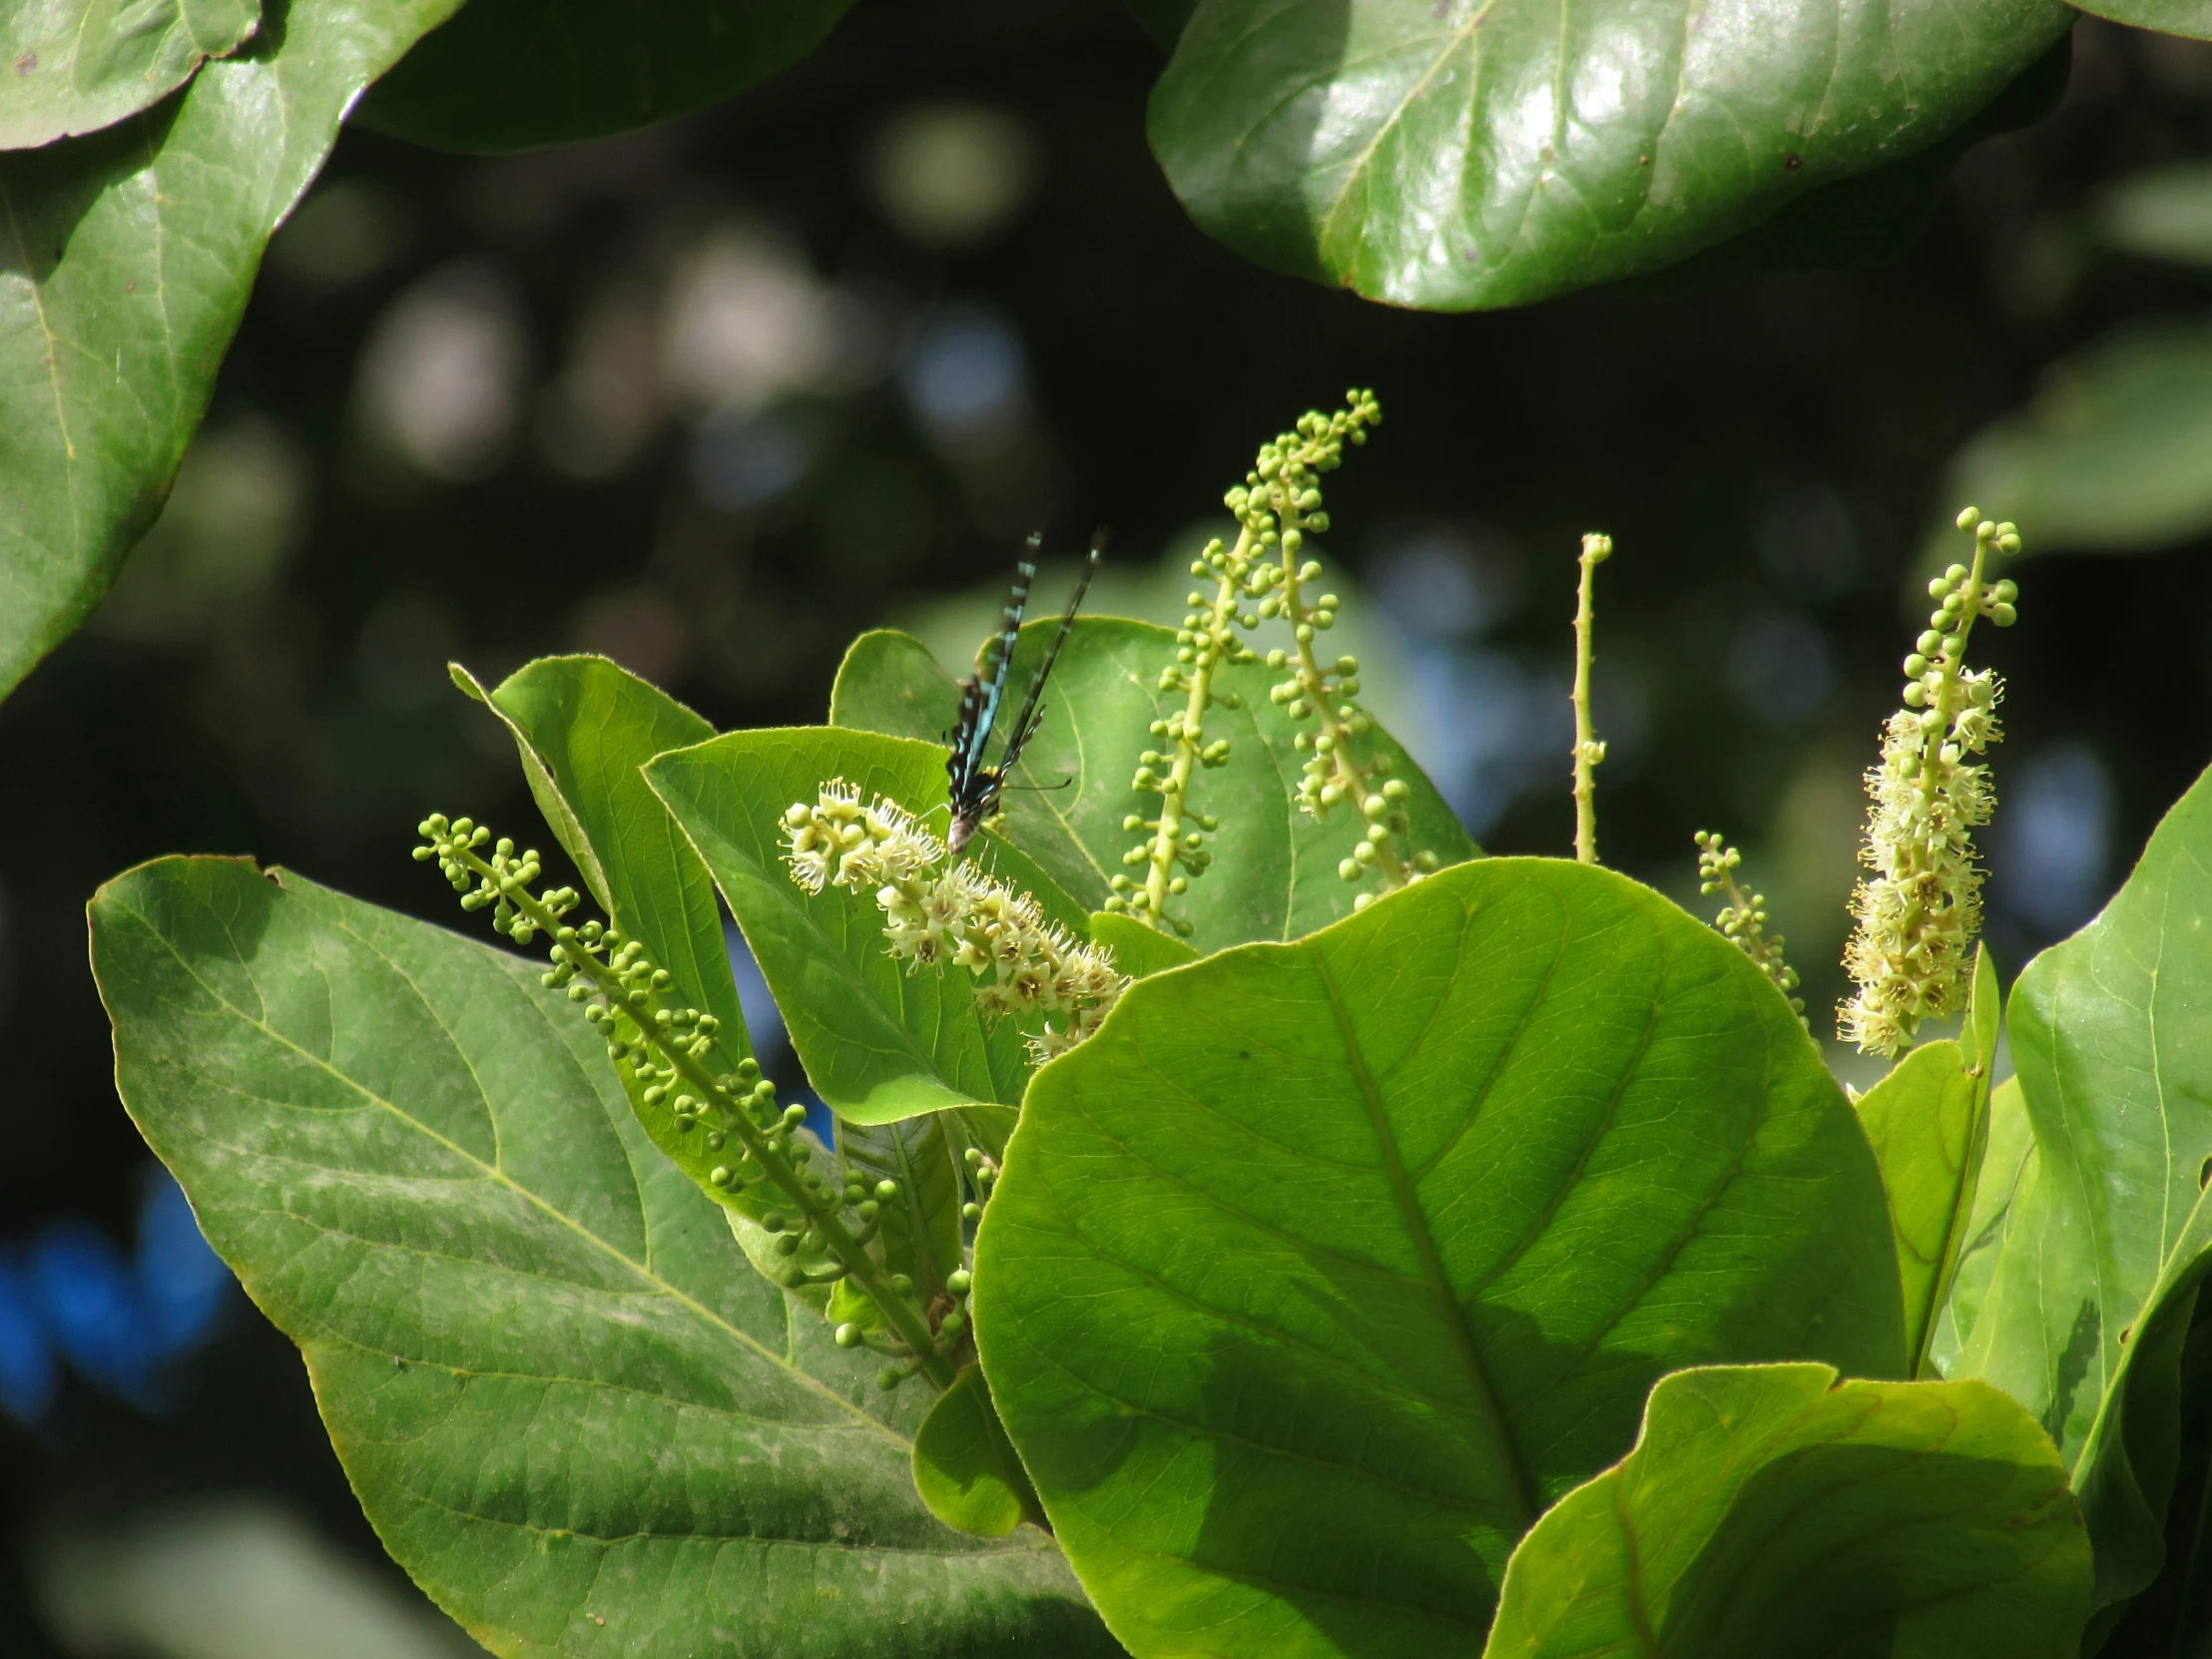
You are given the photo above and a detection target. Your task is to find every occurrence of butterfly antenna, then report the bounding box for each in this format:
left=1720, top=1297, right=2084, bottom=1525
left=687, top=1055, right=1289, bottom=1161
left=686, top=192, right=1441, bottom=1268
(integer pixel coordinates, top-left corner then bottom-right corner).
left=952, top=534, right=1042, bottom=791
left=1003, top=531, right=1106, bottom=773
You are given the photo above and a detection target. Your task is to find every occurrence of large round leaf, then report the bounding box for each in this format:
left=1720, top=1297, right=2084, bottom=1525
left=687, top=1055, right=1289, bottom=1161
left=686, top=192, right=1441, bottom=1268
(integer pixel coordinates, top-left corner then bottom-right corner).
left=1147, top=0, right=2070, bottom=310
left=90, top=856, right=1115, bottom=1658
left=359, top=0, right=858, bottom=154
left=1484, top=1365, right=2091, bottom=1658
left=0, top=0, right=462, bottom=703
left=974, top=856, right=1905, bottom=1658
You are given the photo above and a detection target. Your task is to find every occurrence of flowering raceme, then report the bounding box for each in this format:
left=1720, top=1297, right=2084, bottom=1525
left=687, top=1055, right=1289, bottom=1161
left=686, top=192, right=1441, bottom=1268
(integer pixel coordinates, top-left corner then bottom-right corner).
left=785, top=781, right=1126, bottom=1062
left=1840, top=510, right=2020, bottom=1056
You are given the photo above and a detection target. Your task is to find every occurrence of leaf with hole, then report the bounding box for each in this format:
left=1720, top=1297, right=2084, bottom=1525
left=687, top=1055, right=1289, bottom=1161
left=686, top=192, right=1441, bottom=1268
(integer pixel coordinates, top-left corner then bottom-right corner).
left=974, top=856, right=1904, bottom=1658
left=90, top=856, right=1114, bottom=1658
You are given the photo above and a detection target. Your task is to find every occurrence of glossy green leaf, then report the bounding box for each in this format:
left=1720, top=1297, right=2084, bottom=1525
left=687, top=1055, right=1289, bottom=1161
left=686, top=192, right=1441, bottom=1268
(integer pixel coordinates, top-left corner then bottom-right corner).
left=645, top=727, right=1082, bottom=1132
left=91, top=856, right=1114, bottom=1658
left=357, top=0, right=857, bottom=154
left=2, top=0, right=258, bottom=150
left=2067, top=0, right=2212, bottom=40
left=1952, top=762, right=2212, bottom=1619
left=829, top=621, right=1476, bottom=953
left=974, top=857, right=1905, bottom=1658
left=1482, top=1363, right=2092, bottom=1658
left=1640, top=37, right=2068, bottom=291
left=913, top=1367, right=1046, bottom=1539
left=1854, top=946, right=1999, bottom=1379
left=1929, top=318, right=2212, bottom=567
left=0, top=0, right=462, bottom=703
left=1145, top=0, right=2070, bottom=311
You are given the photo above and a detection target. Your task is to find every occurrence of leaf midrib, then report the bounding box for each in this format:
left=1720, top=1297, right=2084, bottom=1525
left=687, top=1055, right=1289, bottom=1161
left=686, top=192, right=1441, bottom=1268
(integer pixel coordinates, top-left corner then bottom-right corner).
left=1307, top=940, right=1538, bottom=1532
left=113, top=883, right=910, bottom=1450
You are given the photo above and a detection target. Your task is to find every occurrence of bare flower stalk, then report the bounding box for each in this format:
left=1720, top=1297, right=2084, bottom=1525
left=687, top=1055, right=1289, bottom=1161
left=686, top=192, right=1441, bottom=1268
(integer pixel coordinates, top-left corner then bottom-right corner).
left=1570, top=532, right=1612, bottom=864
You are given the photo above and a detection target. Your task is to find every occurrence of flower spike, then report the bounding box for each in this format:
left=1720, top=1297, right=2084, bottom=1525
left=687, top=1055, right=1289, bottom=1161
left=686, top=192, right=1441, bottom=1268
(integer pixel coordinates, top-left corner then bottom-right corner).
left=413, top=812, right=959, bottom=1389
left=785, top=783, right=1128, bottom=1063
left=1839, top=510, right=2023, bottom=1057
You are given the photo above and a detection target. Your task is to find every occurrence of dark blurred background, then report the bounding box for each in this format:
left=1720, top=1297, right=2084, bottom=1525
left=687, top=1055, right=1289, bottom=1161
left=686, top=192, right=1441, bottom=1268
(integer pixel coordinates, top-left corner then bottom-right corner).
left=7, top=1, right=2212, bottom=1651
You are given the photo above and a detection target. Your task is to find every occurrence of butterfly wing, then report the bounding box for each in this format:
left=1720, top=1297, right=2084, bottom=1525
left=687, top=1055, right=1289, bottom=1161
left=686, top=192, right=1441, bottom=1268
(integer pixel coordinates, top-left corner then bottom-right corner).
left=949, top=535, right=1041, bottom=810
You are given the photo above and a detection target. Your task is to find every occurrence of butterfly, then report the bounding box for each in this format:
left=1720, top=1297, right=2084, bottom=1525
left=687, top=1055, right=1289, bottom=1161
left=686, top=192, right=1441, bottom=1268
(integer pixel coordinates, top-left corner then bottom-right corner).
left=945, top=532, right=1105, bottom=856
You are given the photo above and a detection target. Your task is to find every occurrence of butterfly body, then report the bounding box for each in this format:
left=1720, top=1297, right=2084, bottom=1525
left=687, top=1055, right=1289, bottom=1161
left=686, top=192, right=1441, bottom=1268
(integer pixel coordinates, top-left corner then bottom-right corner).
left=946, top=534, right=1103, bottom=856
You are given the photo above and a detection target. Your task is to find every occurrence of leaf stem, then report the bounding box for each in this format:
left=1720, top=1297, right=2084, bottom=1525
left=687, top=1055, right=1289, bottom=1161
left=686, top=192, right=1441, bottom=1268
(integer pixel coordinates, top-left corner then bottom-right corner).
left=1571, top=533, right=1611, bottom=866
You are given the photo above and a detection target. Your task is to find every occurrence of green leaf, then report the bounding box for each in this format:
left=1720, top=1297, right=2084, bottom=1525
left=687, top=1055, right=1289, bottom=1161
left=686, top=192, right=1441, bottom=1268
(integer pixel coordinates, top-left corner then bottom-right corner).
left=1123, top=0, right=1198, bottom=50
left=459, top=656, right=748, bottom=1051
left=1928, top=318, right=2212, bottom=566
left=2094, top=160, right=2212, bottom=271
left=450, top=656, right=806, bottom=1256
left=1481, top=1363, right=2092, bottom=1659
left=829, top=621, right=1476, bottom=952
left=1087, top=911, right=1198, bottom=978
left=1638, top=38, right=2069, bottom=291
left=357, top=0, right=857, bottom=154
left=2066, top=0, right=2212, bottom=40
left=1951, top=762, right=2212, bottom=1619
left=1146, top=0, right=2070, bottom=311
left=91, top=856, right=1114, bottom=1658
left=830, top=1113, right=968, bottom=1332
left=974, top=857, right=1905, bottom=1657
left=1854, top=946, right=2001, bottom=1380
left=645, top=726, right=1083, bottom=1132
left=1929, top=1075, right=2035, bottom=1379
left=1, top=0, right=259, bottom=150
left=0, top=0, right=462, bottom=703
left=913, top=1367, right=1047, bottom=1539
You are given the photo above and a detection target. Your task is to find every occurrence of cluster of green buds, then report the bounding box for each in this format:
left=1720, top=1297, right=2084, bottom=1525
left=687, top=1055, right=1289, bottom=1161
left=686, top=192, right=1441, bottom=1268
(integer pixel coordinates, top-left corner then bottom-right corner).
left=1694, top=831, right=1806, bottom=1027
left=1840, top=509, right=2022, bottom=1057
left=1112, top=389, right=1436, bottom=930
left=960, top=1146, right=1001, bottom=1224
left=785, top=782, right=1127, bottom=1062
left=415, top=812, right=959, bottom=1390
